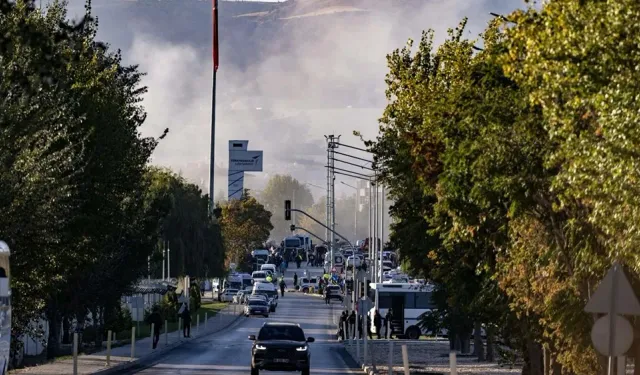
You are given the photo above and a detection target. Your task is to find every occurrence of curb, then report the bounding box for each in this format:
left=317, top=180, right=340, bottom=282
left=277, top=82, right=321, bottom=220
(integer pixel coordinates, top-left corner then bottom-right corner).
left=91, top=313, right=244, bottom=374
left=341, top=343, right=378, bottom=375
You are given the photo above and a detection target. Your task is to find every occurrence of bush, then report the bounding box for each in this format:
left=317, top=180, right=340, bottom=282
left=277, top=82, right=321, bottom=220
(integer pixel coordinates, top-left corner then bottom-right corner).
left=104, top=304, right=133, bottom=335
left=160, top=294, right=179, bottom=322
left=190, top=284, right=201, bottom=311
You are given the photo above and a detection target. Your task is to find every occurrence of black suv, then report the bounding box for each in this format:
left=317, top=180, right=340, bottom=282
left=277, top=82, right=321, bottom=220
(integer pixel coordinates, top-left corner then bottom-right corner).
left=249, top=322, right=314, bottom=375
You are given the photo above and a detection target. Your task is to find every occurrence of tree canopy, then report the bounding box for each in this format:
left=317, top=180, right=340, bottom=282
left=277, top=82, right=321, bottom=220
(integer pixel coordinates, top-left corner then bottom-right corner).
left=219, top=192, right=273, bottom=268
left=367, top=1, right=640, bottom=374
left=0, top=0, right=226, bottom=364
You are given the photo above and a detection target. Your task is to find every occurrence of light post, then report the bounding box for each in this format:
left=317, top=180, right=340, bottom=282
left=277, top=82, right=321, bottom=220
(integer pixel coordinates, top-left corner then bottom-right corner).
left=340, top=181, right=358, bottom=243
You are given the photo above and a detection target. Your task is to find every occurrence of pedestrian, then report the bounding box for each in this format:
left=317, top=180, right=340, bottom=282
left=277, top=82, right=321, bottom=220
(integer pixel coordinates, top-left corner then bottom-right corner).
left=296, top=255, right=302, bottom=268
left=373, top=310, right=382, bottom=339
left=325, top=287, right=331, bottom=305
left=358, top=314, right=364, bottom=339
left=307, top=253, right=314, bottom=267
left=367, top=314, right=373, bottom=340
left=293, top=272, right=298, bottom=288
left=279, top=278, right=286, bottom=297
left=146, top=306, right=163, bottom=349
left=349, top=311, right=356, bottom=338
left=385, top=309, right=394, bottom=339
left=181, top=305, right=192, bottom=338
left=339, top=311, right=348, bottom=340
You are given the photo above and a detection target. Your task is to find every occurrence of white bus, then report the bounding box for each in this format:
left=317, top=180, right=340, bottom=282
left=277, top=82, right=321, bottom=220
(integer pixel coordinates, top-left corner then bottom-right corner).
left=368, top=283, right=436, bottom=340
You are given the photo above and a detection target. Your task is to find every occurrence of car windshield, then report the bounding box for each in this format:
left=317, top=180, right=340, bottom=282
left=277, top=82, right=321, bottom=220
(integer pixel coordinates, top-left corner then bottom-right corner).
left=249, top=301, right=267, bottom=306
left=253, top=272, right=266, bottom=278
left=258, top=326, right=306, bottom=341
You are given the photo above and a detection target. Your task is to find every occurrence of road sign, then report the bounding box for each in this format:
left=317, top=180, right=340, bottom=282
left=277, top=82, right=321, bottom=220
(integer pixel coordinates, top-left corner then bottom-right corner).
left=591, top=314, right=634, bottom=356
left=229, top=150, right=263, bottom=171
left=585, top=264, right=640, bottom=315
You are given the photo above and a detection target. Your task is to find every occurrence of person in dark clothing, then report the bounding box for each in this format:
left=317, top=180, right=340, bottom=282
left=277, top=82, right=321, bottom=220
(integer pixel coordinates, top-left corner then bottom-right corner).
left=384, top=309, right=394, bottom=339
left=373, top=310, right=382, bottom=339
left=146, top=306, right=163, bottom=349
left=279, top=278, right=286, bottom=297
left=367, top=315, right=373, bottom=340
left=181, top=306, right=192, bottom=338
left=340, top=310, right=349, bottom=339
left=296, top=255, right=302, bottom=268
left=293, top=273, right=298, bottom=288
left=349, top=311, right=356, bottom=339
left=325, top=287, right=331, bottom=304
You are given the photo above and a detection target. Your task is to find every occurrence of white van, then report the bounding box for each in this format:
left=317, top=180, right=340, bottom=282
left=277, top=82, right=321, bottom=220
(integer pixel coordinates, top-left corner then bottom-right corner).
left=252, top=271, right=268, bottom=283
left=260, top=263, right=277, bottom=276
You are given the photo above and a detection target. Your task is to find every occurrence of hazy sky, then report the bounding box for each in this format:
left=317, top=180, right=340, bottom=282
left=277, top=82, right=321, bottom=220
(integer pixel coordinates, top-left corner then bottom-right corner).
left=60, top=0, right=526, bottom=202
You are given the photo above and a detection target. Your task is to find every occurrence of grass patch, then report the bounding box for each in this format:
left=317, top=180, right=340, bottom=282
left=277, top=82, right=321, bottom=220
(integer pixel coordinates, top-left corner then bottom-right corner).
left=116, top=302, right=228, bottom=340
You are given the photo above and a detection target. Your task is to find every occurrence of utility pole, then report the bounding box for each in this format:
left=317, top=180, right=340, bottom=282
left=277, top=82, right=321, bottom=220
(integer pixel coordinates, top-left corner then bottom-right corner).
left=325, top=135, right=340, bottom=270
left=379, top=184, right=385, bottom=283
left=162, top=240, right=166, bottom=280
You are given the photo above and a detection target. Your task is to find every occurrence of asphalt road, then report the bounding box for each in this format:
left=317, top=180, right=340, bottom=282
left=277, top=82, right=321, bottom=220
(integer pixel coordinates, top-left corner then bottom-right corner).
left=127, top=267, right=361, bottom=375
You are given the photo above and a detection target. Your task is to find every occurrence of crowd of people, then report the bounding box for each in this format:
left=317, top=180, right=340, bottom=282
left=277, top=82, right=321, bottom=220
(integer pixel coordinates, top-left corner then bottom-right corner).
left=337, top=308, right=396, bottom=341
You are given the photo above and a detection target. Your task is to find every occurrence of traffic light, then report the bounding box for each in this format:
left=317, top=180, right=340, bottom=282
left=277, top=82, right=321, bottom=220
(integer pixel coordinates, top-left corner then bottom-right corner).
left=284, top=200, right=291, bottom=220
left=290, top=224, right=296, bottom=232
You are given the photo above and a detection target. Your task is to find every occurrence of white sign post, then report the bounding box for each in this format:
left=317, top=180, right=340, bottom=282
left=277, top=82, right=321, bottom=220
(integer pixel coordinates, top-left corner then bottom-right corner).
left=584, top=262, right=640, bottom=375
left=228, top=140, right=264, bottom=200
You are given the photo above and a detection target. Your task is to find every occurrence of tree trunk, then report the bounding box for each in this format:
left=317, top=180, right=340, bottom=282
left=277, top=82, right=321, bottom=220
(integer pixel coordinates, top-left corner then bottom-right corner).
left=93, top=306, right=102, bottom=349
left=46, top=305, right=61, bottom=360
left=460, top=330, right=471, bottom=354
left=473, top=322, right=485, bottom=361
left=62, top=317, right=70, bottom=344
left=486, top=325, right=495, bottom=362
left=526, top=337, right=543, bottom=375
left=550, top=352, right=562, bottom=375
left=449, top=332, right=457, bottom=351
left=543, top=345, right=550, bottom=375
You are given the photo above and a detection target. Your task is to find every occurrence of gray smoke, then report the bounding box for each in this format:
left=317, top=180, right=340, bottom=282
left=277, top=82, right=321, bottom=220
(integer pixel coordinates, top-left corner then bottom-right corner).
left=62, top=0, right=525, bottom=201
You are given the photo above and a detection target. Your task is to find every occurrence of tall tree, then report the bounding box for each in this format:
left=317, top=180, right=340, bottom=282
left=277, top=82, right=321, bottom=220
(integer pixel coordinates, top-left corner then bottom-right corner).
left=220, top=192, right=273, bottom=267
left=145, top=167, right=226, bottom=279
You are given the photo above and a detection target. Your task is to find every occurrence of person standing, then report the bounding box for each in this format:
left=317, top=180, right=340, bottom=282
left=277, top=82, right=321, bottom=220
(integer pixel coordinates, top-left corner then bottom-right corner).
left=293, top=272, right=298, bottom=289
left=146, top=306, right=163, bottom=349
left=373, top=310, right=382, bottom=339
left=385, top=309, right=394, bottom=339
left=279, top=277, right=286, bottom=297
left=349, top=311, right=356, bottom=339
left=181, top=306, right=192, bottom=338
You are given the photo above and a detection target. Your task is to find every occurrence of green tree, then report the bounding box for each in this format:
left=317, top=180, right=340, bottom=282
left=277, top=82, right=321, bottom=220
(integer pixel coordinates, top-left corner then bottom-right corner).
left=220, top=192, right=273, bottom=267
left=259, top=175, right=314, bottom=240
left=145, top=167, right=226, bottom=280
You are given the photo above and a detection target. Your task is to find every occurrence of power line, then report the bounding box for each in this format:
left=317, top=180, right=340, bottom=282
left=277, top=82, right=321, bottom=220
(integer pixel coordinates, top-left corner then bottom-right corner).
left=332, top=150, right=373, bottom=165
left=330, top=157, right=375, bottom=171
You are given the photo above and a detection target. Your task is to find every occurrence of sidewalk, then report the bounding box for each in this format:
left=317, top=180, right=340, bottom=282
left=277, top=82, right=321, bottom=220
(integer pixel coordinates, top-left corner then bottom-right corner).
left=11, top=304, right=245, bottom=375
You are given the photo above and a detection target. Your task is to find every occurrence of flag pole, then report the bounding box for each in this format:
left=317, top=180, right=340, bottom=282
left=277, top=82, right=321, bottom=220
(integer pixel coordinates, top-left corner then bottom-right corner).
left=209, top=0, right=219, bottom=216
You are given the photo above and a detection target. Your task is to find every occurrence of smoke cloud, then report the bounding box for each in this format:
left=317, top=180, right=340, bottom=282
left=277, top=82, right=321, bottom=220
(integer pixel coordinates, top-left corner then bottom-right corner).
left=63, top=0, right=524, bottom=201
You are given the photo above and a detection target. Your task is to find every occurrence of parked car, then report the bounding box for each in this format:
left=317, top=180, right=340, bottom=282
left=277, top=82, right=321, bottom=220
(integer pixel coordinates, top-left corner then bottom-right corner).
left=245, top=299, right=269, bottom=318
left=221, top=288, right=239, bottom=302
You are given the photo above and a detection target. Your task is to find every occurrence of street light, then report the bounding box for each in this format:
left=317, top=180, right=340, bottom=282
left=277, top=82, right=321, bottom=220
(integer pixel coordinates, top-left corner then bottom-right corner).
left=340, top=181, right=358, bottom=243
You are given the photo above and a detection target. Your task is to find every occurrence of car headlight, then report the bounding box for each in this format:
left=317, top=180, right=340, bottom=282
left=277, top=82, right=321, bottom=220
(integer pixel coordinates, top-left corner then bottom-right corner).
left=296, top=346, right=307, bottom=351
left=256, top=345, right=267, bottom=350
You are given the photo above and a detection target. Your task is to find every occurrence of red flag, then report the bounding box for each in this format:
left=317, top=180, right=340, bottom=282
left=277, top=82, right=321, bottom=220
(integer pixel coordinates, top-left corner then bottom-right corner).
left=212, top=0, right=219, bottom=72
